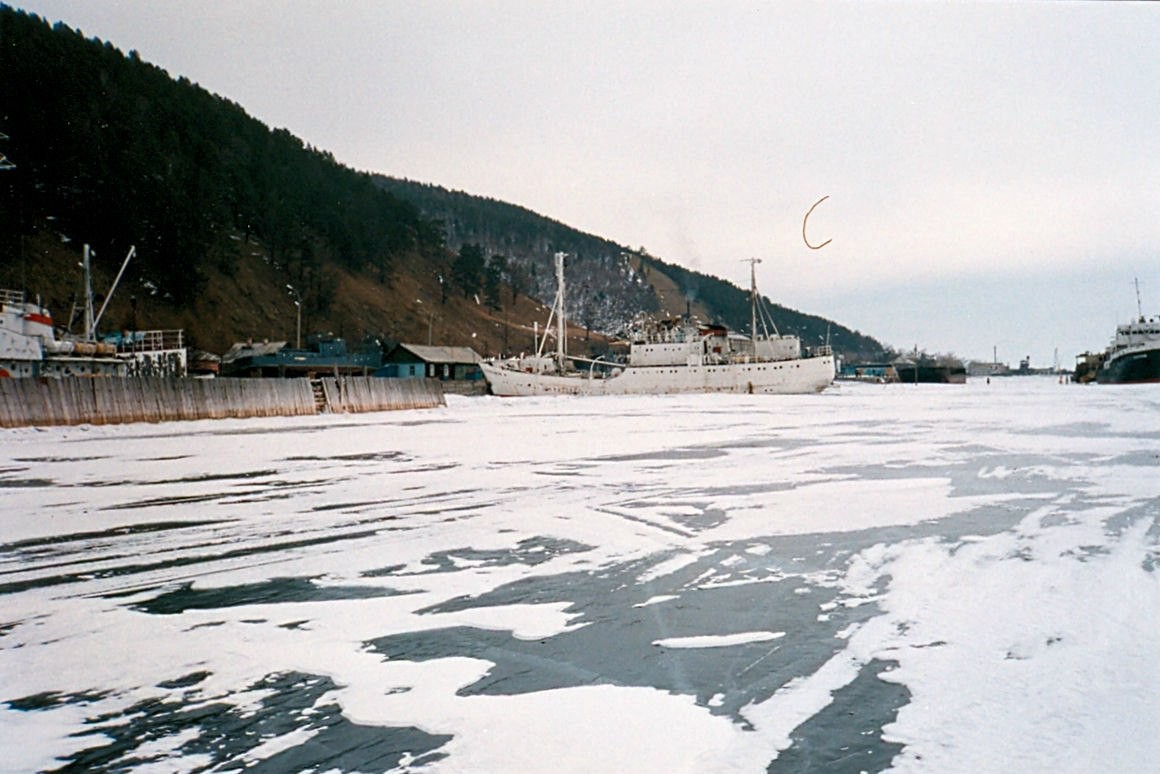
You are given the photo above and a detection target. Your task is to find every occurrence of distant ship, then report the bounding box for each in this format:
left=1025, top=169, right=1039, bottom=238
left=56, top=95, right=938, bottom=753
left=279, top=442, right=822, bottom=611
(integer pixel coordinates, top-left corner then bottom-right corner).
left=1094, top=281, right=1160, bottom=384
left=891, top=360, right=967, bottom=384
left=480, top=253, right=835, bottom=396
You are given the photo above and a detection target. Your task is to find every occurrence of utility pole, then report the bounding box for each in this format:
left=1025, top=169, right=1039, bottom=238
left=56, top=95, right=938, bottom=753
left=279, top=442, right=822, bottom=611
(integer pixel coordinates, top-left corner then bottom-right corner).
left=286, top=284, right=301, bottom=348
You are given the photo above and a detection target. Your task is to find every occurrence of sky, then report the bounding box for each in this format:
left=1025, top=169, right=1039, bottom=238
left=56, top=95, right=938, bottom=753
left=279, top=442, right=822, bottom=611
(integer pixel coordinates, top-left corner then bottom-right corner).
left=16, top=1, right=1160, bottom=364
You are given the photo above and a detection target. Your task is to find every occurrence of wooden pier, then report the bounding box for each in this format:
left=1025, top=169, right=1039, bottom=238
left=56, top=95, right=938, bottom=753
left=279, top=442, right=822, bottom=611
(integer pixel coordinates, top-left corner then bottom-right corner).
left=0, top=376, right=445, bottom=428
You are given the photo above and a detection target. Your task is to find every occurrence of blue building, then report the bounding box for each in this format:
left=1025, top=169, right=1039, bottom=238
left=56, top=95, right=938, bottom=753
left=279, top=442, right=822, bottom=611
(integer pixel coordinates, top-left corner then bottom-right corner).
left=221, top=336, right=381, bottom=378
left=377, top=344, right=482, bottom=380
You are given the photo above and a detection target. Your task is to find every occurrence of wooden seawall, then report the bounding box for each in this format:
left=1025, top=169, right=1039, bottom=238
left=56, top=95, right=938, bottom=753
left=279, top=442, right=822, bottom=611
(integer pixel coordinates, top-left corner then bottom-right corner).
left=0, top=377, right=445, bottom=428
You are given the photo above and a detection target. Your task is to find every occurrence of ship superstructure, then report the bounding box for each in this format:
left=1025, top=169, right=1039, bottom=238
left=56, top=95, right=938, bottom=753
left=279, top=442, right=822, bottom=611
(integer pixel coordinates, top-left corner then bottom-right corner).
left=480, top=254, right=834, bottom=396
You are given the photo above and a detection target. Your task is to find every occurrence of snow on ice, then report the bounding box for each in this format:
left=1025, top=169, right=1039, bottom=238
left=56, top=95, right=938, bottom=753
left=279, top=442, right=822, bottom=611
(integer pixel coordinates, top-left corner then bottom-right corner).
left=1, top=378, right=1157, bottom=772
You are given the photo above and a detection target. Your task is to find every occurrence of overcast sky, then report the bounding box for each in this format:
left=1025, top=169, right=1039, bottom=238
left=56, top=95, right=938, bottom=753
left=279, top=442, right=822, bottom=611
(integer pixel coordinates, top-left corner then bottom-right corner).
left=18, top=1, right=1160, bottom=365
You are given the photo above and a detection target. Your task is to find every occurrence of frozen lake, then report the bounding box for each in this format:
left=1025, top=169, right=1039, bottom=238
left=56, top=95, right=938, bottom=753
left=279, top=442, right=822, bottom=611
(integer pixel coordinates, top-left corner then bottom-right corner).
left=2, top=378, right=1158, bottom=772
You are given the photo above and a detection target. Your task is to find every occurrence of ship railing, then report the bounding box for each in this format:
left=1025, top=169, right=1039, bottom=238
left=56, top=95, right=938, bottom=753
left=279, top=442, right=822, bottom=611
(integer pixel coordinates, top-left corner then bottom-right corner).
left=0, top=288, right=25, bottom=306
left=811, top=344, right=833, bottom=357
left=116, top=329, right=185, bottom=353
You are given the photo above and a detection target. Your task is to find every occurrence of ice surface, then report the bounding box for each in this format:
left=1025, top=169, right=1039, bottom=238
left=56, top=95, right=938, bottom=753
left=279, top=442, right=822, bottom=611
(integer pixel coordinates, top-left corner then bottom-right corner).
left=655, top=631, right=786, bottom=648
left=1, top=378, right=1157, bottom=771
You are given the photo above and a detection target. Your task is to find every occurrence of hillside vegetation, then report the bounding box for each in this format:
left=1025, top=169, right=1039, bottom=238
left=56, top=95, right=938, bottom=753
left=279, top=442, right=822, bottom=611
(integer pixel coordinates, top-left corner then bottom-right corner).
left=377, top=179, right=889, bottom=360
left=0, top=6, right=888, bottom=361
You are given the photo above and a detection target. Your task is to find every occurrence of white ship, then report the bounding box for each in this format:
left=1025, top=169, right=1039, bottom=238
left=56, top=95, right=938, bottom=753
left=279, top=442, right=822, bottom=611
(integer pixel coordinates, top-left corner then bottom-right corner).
left=0, top=245, right=188, bottom=378
left=481, top=253, right=835, bottom=396
left=1, top=287, right=123, bottom=377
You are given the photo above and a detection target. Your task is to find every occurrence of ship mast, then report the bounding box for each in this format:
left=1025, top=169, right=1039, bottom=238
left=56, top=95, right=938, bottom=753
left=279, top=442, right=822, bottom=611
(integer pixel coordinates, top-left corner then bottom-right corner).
left=744, top=257, right=762, bottom=342
left=83, top=244, right=96, bottom=341
left=555, top=252, right=567, bottom=363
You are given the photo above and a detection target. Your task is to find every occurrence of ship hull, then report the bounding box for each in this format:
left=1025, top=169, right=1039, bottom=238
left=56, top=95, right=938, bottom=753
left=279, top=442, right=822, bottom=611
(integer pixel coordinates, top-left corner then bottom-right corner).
left=1095, top=346, right=1160, bottom=384
left=481, top=355, right=835, bottom=397
left=0, top=355, right=128, bottom=378
left=892, top=365, right=967, bottom=384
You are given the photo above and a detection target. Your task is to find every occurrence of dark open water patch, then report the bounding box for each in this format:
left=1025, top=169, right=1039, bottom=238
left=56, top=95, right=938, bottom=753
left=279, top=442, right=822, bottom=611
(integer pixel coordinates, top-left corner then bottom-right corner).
left=0, top=477, right=55, bottom=488
left=0, top=530, right=379, bottom=597
left=818, top=450, right=1081, bottom=500
left=390, top=462, right=460, bottom=474
left=286, top=451, right=407, bottom=463
left=131, top=576, right=416, bottom=615
left=45, top=671, right=450, bottom=772
left=6, top=689, right=111, bottom=711
left=148, top=469, right=281, bottom=485
left=78, top=469, right=281, bottom=489
left=1104, top=449, right=1160, bottom=466
left=157, top=671, right=212, bottom=690
left=403, top=536, right=595, bottom=575
left=1026, top=421, right=1133, bottom=439
left=771, top=659, right=908, bottom=773
left=310, top=501, right=400, bottom=513
left=396, top=417, right=460, bottom=427
left=373, top=543, right=878, bottom=726
left=0, top=520, right=229, bottom=553
left=100, top=492, right=233, bottom=510
left=595, top=447, right=729, bottom=463
left=362, top=563, right=407, bottom=578
left=648, top=500, right=730, bottom=531
left=11, top=456, right=111, bottom=463
left=365, top=518, right=1041, bottom=769
left=100, top=475, right=346, bottom=509
left=708, top=436, right=819, bottom=453
left=686, top=481, right=801, bottom=499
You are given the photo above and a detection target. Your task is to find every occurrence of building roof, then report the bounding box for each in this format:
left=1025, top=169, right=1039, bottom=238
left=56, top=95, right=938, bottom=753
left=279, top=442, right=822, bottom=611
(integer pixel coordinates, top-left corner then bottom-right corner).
left=222, top=340, right=288, bottom=363
left=395, top=344, right=482, bottom=365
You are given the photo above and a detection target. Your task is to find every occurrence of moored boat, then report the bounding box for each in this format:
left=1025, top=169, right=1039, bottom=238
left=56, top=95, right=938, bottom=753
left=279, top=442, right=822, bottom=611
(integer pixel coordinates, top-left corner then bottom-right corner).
left=1094, top=282, right=1160, bottom=384
left=0, top=246, right=187, bottom=378
left=0, top=288, right=126, bottom=377
left=480, top=254, right=835, bottom=396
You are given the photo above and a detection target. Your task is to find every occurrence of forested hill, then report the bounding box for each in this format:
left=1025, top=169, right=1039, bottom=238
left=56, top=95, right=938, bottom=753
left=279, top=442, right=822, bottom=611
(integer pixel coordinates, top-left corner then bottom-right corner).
left=377, top=178, right=889, bottom=359
left=0, top=6, right=888, bottom=360
left=0, top=6, right=451, bottom=354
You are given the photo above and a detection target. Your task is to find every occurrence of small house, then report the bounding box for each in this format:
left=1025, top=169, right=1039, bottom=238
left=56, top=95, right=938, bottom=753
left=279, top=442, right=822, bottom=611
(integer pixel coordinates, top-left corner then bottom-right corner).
left=377, top=344, right=484, bottom=394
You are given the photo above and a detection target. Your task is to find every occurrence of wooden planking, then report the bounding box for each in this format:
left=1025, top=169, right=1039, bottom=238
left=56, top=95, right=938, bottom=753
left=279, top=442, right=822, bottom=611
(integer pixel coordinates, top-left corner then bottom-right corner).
left=319, top=376, right=444, bottom=413
left=0, top=376, right=444, bottom=428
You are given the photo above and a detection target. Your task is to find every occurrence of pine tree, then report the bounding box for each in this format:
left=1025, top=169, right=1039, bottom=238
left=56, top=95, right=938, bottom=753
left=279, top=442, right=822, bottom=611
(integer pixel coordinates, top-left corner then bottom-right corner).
left=451, top=243, right=485, bottom=299
left=483, top=253, right=506, bottom=309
